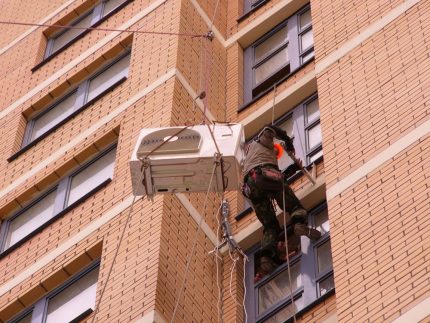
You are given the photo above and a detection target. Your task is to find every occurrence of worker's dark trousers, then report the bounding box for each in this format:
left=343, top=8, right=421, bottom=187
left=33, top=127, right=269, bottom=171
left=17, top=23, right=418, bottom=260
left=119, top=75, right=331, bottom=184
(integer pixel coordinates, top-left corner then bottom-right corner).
left=242, top=166, right=306, bottom=254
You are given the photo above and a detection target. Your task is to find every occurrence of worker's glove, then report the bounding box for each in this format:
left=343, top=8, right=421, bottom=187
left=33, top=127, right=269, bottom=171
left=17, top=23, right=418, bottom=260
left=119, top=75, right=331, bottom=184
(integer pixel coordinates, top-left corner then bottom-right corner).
left=283, top=138, right=295, bottom=154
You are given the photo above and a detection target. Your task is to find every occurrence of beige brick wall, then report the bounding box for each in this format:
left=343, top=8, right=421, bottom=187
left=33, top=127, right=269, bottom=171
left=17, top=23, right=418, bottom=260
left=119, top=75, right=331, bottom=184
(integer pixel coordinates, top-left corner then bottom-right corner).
left=0, top=0, right=341, bottom=322
left=315, top=0, right=430, bottom=321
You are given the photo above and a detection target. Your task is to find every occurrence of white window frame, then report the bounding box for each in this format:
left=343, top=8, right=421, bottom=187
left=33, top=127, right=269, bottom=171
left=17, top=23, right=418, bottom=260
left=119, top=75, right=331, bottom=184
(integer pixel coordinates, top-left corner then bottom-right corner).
left=0, top=145, right=116, bottom=255
left=45, top=0, right=132, bottom=58
left=9, top=261, right=100, bottom=323
left=22, top=51, right=130, bottom=148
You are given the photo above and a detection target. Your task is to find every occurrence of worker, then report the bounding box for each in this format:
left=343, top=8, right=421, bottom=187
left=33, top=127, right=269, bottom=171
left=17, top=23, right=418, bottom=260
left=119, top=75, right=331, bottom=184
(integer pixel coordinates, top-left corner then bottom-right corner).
left=241, top=125, right=321, bottom=261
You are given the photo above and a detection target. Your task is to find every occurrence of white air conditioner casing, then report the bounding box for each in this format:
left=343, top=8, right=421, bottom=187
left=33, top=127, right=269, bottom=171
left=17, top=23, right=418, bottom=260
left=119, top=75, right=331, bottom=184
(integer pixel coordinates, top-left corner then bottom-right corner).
left=130, top=124, right=245, bottom=197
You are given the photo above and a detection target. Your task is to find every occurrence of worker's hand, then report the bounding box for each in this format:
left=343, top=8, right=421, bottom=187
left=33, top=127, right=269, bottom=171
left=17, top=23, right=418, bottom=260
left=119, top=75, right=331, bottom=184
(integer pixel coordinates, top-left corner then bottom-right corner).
left=283, top=139, right=295, bottom=154
left=295, top=158, right=303, bottom=168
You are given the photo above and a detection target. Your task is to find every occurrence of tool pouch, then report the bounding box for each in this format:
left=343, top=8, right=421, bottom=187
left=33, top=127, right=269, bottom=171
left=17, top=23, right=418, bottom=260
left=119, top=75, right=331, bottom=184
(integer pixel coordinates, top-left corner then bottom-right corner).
left=253, top=167, right=284, bottom=192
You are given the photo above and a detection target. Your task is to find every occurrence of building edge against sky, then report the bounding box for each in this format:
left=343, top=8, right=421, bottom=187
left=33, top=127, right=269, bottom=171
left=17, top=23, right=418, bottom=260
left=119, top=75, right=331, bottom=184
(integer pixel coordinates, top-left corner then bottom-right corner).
left=0, top=0, right=428, bottom=322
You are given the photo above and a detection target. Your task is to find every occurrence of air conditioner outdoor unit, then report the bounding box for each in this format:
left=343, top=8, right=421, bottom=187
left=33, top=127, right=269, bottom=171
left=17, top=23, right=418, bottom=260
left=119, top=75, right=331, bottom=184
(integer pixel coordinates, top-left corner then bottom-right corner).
left=130, top=123, right=245, bottom=198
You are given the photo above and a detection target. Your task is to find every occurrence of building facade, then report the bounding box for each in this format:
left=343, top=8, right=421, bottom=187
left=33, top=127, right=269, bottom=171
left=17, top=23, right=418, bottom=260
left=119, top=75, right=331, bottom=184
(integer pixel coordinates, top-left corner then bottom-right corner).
left=0, top=0, right=428, bottom=322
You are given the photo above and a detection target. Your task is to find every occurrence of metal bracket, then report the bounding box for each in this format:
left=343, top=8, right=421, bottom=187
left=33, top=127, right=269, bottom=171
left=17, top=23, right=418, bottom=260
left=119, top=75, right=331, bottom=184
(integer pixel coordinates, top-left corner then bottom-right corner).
left=139, top=157, right=154, bottom=200
left=204, top=30, right=215, bottom=41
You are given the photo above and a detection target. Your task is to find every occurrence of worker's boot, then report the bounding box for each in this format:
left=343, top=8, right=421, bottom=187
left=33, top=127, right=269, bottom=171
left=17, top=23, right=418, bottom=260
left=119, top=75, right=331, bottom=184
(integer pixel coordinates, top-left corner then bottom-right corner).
left=294, top=223, right=321, bottom=241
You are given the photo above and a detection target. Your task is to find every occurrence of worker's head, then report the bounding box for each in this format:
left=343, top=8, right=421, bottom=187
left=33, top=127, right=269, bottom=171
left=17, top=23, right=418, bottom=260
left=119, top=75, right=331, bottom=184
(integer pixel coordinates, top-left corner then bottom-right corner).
left=258, top=127, right=276, bottom=148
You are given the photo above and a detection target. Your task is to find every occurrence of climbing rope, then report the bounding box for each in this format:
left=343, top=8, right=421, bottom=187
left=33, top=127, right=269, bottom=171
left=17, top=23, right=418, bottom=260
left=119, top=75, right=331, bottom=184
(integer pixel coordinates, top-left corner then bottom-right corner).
left=282, top=184, right=297, bottom=323
left=0, top=20, right=206, bottom=38
left=170, top=161, right=219, bottom=323
left=271, top=83, right=277, bottom=125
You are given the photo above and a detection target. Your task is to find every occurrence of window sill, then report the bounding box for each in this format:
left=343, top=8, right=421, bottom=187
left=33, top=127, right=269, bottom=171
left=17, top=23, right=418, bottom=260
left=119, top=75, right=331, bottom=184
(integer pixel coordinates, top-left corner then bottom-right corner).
left=7, top=76, right=127, bottom=162
left=235, top=155, right=323, bottom=221
left=69, top=308, right=94, bottom=323
left=237, top=0, right=270, bottom=23
left=238, top=57, right=315, bottom=113
left=283, top=288, right=335, bottom=323
left=0, top=178, right=112, bottom=259
left=31, top=0, right=134, bottom=73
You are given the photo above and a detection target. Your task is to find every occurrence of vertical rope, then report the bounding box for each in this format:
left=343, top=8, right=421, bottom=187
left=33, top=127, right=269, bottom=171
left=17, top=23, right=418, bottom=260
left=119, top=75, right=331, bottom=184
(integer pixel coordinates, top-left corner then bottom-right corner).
left=282, top=184, right=297, bottom=322
left=170, top=162, right=219, bottom=323
left=91, top=195, right=138, bottom=323
left=271, top=83, right=277, bottom=125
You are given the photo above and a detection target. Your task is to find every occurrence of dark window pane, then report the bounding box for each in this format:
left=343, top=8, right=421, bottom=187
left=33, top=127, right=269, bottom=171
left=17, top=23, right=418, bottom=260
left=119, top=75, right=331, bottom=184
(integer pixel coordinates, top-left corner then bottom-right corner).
left=299, top=10, right=312, bottom=30
left=305, top=99, right=319, bottom=124
left=302, top=50, right=314, bottom=63
left=300, top=28, right=313, bottom=52
left=46, top=267, right=99, bottom=323
left=317, top=240, right=332, bottom=273
left=258, top=261, right=302, bottom=313
left=255, top=26, right=288, bottom=62
left=11, top=312, right=32, bottom=323
left=5, top=190, right=56, bottom=250
left=314, top=208, right=330, bottom=234
left=307, top=122, right=321, bottom=150
left=31, top=92, right=77, bottom=141
left=67, top=148, right=116, bottom=206
left=254, top=47, right=288, bottom=85
left=103, top=0, right=127, bottom=16
left=319, top=274, right=335, bottom=296
left=87, top=54, right=130, bottom=102
left=51, top=14, right=93, bottom=54
left=262, top=296, right=304, bottom=323
left=309, top=149, right=323, bottom=163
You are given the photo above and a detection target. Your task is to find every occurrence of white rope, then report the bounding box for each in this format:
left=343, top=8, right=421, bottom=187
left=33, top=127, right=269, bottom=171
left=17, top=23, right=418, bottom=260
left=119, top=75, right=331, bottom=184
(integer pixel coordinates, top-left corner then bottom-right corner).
left=213, top=202, right=224, bottom=323
left=271, top=83, right=277, bottom=125
left=242, top=253, right=248, bottom=323
left=282, top=184, right=297, bottom=322
left=91, top=195, right=137, bottom=323
left=170, top=161, right=219, bottom=323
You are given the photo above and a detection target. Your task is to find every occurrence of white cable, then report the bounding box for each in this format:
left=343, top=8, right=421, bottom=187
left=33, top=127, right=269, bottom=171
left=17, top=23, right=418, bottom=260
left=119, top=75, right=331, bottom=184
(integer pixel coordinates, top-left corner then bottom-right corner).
left=213, top=201, right=223, bottom=323
left=242, top=254, right=248, bottom=323
left=170, top=162, right=218, bottom=323
left=282, top=185, right=297, bottom=322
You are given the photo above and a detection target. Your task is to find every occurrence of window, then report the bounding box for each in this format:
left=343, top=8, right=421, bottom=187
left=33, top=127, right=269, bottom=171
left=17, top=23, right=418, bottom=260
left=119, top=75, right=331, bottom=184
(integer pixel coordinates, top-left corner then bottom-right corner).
left=245, top=203, right=333, bottom=322
left=0, top=146, right=116, bottom=254
left=23, top=52, right=130, bottom=147
left=9, top=262, right=100, bottom=323
left=243, top=0, right=269, bottom=15
left=45, top=266, right=99, bottom=323
left=243, top=5, right=314, bottom=102
left=275, top=93, right=322, bottom=169
left=66, top=147, right=116, bottom=206
left=45, top=0, right=131, bottom=58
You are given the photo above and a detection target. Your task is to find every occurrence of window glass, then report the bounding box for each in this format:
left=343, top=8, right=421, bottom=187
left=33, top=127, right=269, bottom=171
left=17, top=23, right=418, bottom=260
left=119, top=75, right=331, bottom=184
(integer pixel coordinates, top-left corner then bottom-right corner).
left=254, top=26, right=288, bottom=62
left=51, top=13, right=93, bottom=54
left=302, top=50, right=314, bottom=63
left=46, top=267, right=99, bottom=323
left=314, top=208, right=330, bottom=234
left=87, top=54, right=130, bottom=101
left=102, top=0, right=126, bottom=16
left=319, top=275, right=335, bottom=296
left=300, top=10, right=312, bottom=30
left=258, top=261, right=301, bottom=313
left=306, top=99, right=320, bottom=124
left=255, top=47, right=288, bottom=85
left=30, top=91, right=77, bottom=142
left=4, top=190, right=56, bottom=250
left=262, top=296, right=304, bottom=323
left=307, top=122, right=321, bottom=150
left=309, top=149, right=323, bottom=163
left=67, top=148, right=116, bottom=206
left=317, top=240, right=332, bottom=273
left=279, top=117, right=294, bottom=137
left=300, top=28, right=313, bottom=52
left=11, top=312, right=32, bottom=323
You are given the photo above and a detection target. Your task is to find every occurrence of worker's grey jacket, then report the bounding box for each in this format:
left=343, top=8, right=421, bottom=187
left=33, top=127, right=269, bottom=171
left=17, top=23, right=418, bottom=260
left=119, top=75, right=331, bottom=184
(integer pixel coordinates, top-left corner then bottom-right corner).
left=242, top=140, right=278, bottom=176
